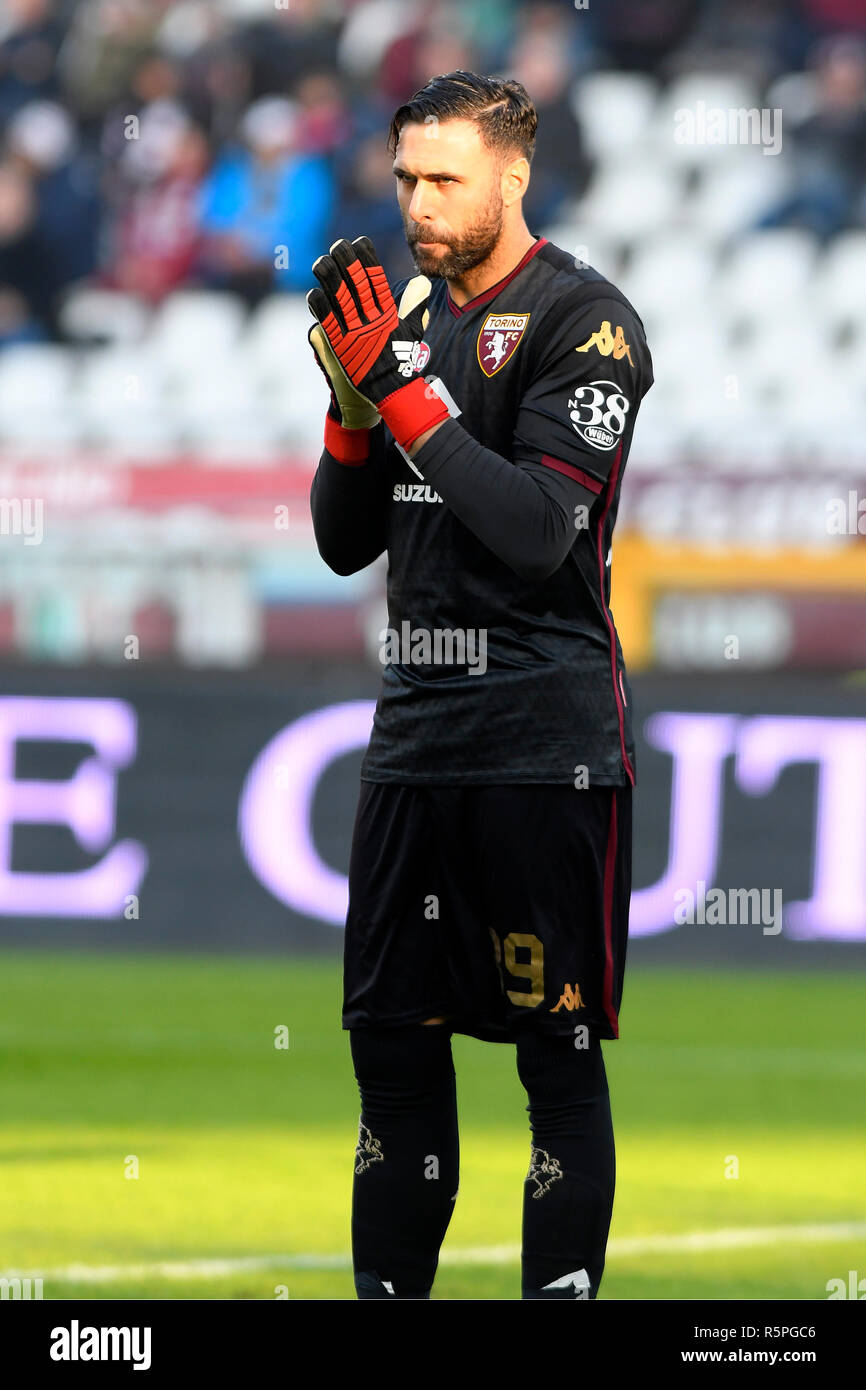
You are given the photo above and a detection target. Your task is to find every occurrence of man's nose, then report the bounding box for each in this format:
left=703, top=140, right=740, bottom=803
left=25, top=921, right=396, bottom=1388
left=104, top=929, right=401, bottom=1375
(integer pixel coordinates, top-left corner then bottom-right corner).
left=408, top=183, right=433, bottom=222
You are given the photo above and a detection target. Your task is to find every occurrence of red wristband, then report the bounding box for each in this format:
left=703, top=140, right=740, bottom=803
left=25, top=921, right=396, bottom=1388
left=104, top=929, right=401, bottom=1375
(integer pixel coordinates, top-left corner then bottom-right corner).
left=378, top=376, right=450, bottom=450
left=324, top=412, right=372, bottom=465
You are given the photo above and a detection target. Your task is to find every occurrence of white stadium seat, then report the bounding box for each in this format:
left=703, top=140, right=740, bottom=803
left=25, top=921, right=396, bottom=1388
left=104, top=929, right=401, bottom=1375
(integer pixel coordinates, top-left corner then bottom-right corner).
left=712, top=230, right=819, bottom=323
left=661, top=71, right=762, bottom=117
left=258, top=361, right=336, bottom=453
left=812, top=231, right=866, bottom=324
left=732, top=314, right=831, bottom=392
left=577, top=159, right=685, bottom=245
left=831, top=331, right=866, bottom=392
left=684, top=157, right=793, bottom=240
left=0, top=345, right=81, bottom=447
left=148, top=290, right=247, bottom=376
left=58, top=287, right=151, bottom=346
left=172, top=358, right=277, bottom=456
left=77, top=348, right=178, bottom=456
left=782, top=374, right=865, bottom=470
left=336, top=0, right=418, bottom=79
left=245, top=294, right=318, bottom=376
left=648, top=316, right=731, bottom=395
left=570, top=72, right=658, bottom=159
left=245, top=297, right=337, bottom=449
left=536, top=221, right=625, bottom=280
left=639, top=316, right=757, bottom=466
left=621, top=381, right=691, bottom=471
left=620, top=233, right=717, bottom=326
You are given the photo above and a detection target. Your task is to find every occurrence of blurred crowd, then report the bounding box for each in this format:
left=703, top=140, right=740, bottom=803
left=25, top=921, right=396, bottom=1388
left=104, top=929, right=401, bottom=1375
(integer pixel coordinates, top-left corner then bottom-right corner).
left=0, top=0, right=864, bottom=345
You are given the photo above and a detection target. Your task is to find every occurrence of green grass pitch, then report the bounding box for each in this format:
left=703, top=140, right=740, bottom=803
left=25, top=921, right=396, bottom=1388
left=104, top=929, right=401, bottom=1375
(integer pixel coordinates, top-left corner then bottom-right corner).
left=1, top=949, right=863, bottom=1300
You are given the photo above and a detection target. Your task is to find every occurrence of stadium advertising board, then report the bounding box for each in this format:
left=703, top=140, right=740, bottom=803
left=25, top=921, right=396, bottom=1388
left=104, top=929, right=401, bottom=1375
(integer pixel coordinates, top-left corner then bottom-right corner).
left=0, top=665, right=863, bottom=963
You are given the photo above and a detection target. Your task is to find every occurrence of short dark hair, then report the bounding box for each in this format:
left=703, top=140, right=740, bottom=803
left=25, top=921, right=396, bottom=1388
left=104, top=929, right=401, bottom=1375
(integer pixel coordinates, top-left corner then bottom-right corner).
left=387, top=70, right=537, bottom=164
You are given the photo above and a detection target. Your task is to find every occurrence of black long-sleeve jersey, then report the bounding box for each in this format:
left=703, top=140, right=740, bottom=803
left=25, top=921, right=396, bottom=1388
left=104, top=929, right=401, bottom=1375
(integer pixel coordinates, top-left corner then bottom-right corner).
left=310, top=235, right=653, bottom=786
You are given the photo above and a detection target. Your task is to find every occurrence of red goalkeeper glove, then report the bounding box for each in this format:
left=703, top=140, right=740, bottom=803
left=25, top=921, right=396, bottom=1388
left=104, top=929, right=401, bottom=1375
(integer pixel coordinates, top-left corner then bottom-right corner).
left=307, top=236, right=449, bottom=451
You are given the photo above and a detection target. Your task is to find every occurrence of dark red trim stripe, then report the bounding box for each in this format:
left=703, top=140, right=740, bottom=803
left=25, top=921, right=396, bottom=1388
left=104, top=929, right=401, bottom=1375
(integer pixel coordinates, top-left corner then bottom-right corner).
left=540, top=453, right=603, bottom=493
left=446, top=236, right=548, bottom=317
left=595, top=442, right=635, bottom=786
left=601, top=791, right=619, bottom=1036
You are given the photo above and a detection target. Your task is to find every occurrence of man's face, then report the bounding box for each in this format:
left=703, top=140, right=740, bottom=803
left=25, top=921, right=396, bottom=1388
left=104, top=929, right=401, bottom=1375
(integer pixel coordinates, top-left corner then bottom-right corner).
left=393, top=118, right=505, bottom=278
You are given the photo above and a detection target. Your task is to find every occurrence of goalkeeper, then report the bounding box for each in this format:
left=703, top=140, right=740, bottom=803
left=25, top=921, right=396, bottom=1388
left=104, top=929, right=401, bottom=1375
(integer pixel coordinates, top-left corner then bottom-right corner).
left=308, top=70, right=653, bottom=1301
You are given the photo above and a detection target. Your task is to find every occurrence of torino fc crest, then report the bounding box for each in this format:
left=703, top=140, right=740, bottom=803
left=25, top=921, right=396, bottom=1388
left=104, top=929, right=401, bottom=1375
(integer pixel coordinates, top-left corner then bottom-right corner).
left=476, top=312, right=530, bottom=376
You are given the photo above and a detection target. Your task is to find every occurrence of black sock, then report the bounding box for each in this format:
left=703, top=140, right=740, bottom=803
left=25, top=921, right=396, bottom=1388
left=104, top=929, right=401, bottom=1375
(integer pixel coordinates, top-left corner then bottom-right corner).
left=349, top=1024, right=459, bottom=1299
left=515, top=1031, right=616, bottom=1299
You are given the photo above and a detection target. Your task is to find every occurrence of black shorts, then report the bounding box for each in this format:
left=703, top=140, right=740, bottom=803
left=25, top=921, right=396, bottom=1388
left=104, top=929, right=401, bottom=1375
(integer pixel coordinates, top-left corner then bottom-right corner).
left=342, top=780, right=632, bottom=1044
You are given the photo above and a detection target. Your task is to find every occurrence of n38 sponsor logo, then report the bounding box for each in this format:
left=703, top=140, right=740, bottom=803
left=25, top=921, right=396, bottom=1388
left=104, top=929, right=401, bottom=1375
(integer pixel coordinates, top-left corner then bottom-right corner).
left=568, top=379, right=630, bottom=451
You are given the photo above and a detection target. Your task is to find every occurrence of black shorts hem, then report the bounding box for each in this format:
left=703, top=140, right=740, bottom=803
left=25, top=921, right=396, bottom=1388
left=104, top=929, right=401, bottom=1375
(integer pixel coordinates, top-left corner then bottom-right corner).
left=343, top=1008, right=619, bottom=1044
left=342, top=1003, right=453, bottom=1031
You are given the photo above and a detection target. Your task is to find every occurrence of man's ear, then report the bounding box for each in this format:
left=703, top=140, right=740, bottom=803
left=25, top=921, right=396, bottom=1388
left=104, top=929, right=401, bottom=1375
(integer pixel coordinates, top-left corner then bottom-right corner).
left=502, top=154, right=530, bottom=208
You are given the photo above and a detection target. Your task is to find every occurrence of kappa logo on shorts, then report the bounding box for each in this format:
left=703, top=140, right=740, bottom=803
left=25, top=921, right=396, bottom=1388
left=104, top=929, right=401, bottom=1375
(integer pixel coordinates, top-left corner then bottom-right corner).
left=355, top=1122, right=384, bottom=1174
left=476, top=312, right=530, bottom=376
left=550, top=982, right=585, bottom=1012
left=527, top=1145, right=563, bottom=1199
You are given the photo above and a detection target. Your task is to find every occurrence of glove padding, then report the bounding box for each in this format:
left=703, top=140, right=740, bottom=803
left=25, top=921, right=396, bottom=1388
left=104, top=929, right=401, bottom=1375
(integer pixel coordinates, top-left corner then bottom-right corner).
left=307, top=236, right=448, bottom=449
left=394, top=269, right=431, bottom=339
left=308, top=321, right=379, bottom=431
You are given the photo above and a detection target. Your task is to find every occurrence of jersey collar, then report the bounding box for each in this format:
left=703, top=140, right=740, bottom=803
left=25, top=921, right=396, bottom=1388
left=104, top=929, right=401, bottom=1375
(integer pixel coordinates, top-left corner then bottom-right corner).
left=445, top=236, right=547, bottom=317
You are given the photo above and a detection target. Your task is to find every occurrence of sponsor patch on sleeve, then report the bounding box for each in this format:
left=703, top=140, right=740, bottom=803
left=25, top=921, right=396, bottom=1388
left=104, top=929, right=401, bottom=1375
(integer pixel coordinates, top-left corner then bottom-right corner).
left=567, top=379, right=630, bottom=451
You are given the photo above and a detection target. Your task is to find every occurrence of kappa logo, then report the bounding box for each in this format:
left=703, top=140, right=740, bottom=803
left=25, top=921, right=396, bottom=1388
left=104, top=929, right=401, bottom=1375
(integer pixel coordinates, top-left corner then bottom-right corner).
left=576, top=319, right=635, bottom=367
left=477, top=312, right=530, bottom=376
left=355, top=1123, right=384, bottom=1174
left=527, top=1145, right=563, bottom=1199
left=393, top=339, right=431, bottom=376
left=550, top=982, right=585, bottom=1013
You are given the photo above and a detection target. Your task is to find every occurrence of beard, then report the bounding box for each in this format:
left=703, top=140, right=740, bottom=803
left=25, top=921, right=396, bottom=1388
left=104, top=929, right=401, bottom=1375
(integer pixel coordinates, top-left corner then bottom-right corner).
left=405, top=191, right=504, bottom=279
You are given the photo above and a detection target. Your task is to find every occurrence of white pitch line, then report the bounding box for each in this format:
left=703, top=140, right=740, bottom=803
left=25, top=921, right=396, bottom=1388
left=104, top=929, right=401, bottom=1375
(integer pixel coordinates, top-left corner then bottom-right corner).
left=611, top=1222, right=866, bottom=1257
left=3, top=1222, right=866, bottom=1284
